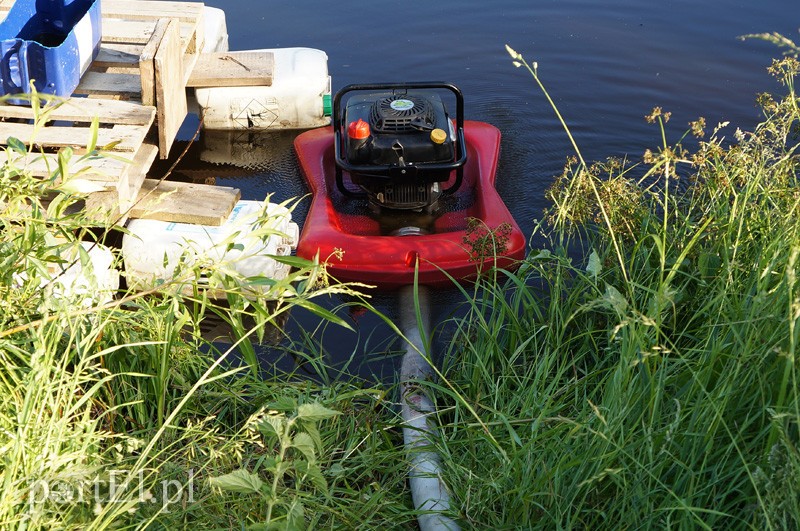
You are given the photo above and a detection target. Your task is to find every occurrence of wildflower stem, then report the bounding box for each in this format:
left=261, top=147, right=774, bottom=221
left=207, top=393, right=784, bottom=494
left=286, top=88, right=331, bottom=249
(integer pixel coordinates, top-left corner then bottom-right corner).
left=507, top=47, right=629, bottom=284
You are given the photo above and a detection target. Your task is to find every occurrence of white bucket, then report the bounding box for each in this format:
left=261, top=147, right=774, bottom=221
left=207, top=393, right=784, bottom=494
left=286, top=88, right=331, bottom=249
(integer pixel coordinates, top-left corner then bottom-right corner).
left=122, top=200, right=299, bottom=298
left=195, top=47, right=331, bottom=131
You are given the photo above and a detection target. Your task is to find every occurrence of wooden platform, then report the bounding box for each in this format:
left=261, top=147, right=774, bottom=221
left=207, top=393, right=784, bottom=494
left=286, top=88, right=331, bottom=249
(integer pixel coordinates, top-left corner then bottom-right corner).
left=0, top=0, right=246, bottom=225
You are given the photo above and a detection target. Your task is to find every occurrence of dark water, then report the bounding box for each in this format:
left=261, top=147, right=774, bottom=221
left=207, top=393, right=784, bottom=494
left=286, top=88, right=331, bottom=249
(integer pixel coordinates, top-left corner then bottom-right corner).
left=175, top=0, right=798, bottom=379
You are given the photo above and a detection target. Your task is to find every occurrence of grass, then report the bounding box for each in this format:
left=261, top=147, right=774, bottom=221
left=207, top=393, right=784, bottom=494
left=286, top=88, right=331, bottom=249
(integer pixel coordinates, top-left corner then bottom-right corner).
left=1, top=41, right=799, bottom=530
left=0, top=93, right=416, bottom=529
left=423, top=47, right=800, bottom=529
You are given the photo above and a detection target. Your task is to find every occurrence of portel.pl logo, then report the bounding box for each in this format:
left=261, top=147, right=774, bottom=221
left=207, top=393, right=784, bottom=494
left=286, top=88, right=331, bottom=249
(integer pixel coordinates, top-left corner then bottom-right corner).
left=28, top=469, right=195, bottom=513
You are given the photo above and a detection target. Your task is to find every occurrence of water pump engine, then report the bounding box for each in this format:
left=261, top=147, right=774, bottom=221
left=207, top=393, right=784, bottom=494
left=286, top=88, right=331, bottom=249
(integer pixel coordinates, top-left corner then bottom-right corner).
left=333, top=83, right=467, bottom=211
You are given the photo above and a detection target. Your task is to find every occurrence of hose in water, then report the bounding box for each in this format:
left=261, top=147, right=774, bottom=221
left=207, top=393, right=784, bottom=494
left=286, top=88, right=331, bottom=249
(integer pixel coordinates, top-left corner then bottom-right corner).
left=398, top=285, right=460, bottom=531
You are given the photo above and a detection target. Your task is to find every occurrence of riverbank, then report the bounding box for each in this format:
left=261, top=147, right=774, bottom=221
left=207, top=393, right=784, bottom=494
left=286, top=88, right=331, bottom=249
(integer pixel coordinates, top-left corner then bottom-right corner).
left=1, top=49, right=799, bottom=530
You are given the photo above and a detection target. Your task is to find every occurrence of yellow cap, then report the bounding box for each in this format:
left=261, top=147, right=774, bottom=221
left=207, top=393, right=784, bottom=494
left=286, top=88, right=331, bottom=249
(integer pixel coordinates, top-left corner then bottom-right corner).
left=430, top=128, right=447, bottom=144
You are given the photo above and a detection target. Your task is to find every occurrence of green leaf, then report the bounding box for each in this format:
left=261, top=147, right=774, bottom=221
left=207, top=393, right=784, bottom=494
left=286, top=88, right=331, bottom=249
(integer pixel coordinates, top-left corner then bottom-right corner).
left=208, top=469, right=264, bottom=494
left=603, top=283, right=628, bottom=316
left=327, top=463, right=345, bottom=478
left=586, top=250, right=602, bottom=280
left=6, top=136, right=27, bottom=155
left=302, top=422, right=323, bottom=452
left=99, top=140, right=122, bottom=151
left=295, top=459, right=328, bottom=494
left=294, top=299, right=353, bottom=330
left=56, top=178, right=108, bottom=195
left=246, top=275, right=277, bottom=287
left=257, top=456, right=279, bottom=477
left=57, top=146, right=73, bottom=180
left=258, top=413, right=285, bottom=441
left=296, top=403, right=340, bottom=422
left=291, top=432, right=316, bottom=462
left=285, top=499, right=306, bottom=531
left=269, top=396, right=298, bottom=412
left=270, top=254, right=317, bottom=269
left=86, top=116, right=99, bottom=153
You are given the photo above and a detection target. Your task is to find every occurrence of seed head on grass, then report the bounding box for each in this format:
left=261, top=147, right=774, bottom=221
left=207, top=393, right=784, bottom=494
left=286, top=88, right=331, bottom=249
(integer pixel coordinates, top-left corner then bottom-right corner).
left=505, top=44, right=537, bottom=75
left=768, top=56, right=800, bottom=83
left=545, top=158, right=645, bottom=240
left=463, top=218, right=512, bottom=262
left=645, top=106, right=671, bottom=124
left=690, top=117, right=706, bottom=138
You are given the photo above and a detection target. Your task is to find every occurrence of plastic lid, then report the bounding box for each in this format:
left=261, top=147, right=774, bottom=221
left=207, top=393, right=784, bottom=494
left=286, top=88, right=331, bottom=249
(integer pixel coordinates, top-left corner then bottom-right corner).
left=430, top=128, right=447, bottom=144
left=348, top=119, right=370, bottom=139
left=322, top=94, right=332, bottom=117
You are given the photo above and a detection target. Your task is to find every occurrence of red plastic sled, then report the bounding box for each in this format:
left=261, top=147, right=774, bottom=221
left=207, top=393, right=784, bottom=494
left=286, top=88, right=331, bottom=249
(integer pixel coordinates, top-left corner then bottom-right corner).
left=294, top=120, right=526, bottom=290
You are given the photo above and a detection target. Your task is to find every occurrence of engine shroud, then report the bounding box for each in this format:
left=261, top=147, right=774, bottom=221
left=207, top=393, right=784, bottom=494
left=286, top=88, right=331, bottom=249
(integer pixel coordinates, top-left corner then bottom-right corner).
left=333, top=83, right=466, bottom=211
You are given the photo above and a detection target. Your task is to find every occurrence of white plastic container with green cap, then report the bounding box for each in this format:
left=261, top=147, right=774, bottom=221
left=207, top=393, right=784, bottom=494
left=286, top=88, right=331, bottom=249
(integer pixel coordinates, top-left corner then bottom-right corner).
left=195, top=47, right=332, bottom=130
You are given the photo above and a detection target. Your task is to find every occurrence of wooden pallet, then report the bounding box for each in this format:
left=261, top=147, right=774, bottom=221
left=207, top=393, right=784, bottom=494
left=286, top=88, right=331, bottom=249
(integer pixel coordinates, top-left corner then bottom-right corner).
left=0, top=1, right=234, bottom=224
left=0, top=96, right=157, bottom=220
left=0, top=0, right=204, bottom=160
left=0, top=1, right=204, bottom=100
left=0, top=1, right=263, bottom=227
left=84, top=0, right=205, bottom=159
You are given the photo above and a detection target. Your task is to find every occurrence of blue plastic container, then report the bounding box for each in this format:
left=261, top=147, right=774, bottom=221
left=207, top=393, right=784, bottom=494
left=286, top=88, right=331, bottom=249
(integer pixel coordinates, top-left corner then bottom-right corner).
left=0, top=0, right=101, bottom=104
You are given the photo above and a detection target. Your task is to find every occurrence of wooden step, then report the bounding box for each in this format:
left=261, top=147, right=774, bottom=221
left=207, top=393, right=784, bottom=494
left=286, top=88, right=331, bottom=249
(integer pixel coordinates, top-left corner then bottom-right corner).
left=188, top=51, right=274, bottom=88
left=130, top=179, right=241, bottom=225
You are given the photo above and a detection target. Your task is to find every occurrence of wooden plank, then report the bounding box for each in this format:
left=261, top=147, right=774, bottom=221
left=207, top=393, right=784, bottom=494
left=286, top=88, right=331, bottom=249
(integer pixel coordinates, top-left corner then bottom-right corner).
left=125, top=142, right=160, bottom=209
left=95, top=44, right=144, bottom=67
left=0, top=122, right=145, bottom=152
left=0, top=98, right=155, bottom=125
left=80, top=142, right=160, bottom=223
left=184, top=4, right=204, bottom=58
left=109, top=123, right=155, bottom=151
left=130, top=179, right=241, bottom=225
left=76, top=72, right=143, bottom=96
left=138, top=18, right=170, bottom=107
left=101, top=1, right=204, bottom=22
left=101, top=18, right=199, bottom=45
left=154, top=18, right=187, bottom=159
left=0, top=0, right=203, bottom=18
left=8, top=153, right=131, bottom=180
left=188, top=52, right=274, bottom=88
left=97, top=20, right=157, bottom=44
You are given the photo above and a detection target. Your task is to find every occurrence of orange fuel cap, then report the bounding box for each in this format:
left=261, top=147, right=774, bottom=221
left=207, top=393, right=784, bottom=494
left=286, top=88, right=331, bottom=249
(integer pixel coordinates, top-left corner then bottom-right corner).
left=348, top=119, right=371, bottom=139
left=430, top=128, right=447, bottom=144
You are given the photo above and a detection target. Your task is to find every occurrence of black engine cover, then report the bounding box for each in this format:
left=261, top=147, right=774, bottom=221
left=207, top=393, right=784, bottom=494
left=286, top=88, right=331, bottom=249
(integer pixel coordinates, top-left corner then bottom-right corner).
left=343, top=90, right=456, bottom=184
